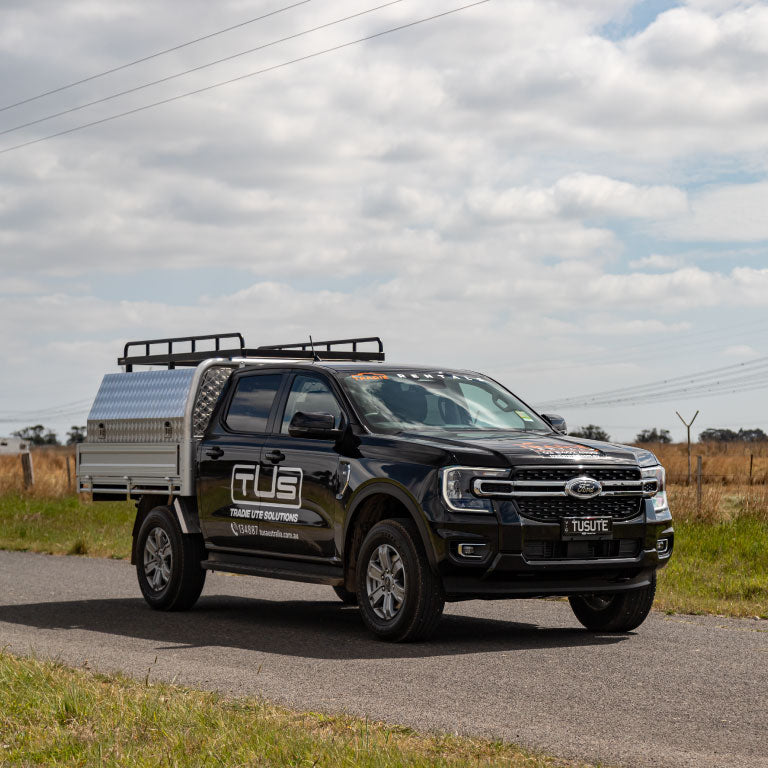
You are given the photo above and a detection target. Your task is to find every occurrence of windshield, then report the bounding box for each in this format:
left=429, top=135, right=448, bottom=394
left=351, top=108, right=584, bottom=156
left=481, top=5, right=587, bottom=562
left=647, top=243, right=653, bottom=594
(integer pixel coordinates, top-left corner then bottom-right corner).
left=340, top=370, right=551, bottom=434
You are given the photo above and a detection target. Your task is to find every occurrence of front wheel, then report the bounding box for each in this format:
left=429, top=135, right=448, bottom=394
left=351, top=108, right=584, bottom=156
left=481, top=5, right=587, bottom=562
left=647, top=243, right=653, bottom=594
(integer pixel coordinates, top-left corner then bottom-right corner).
left=569, top=573, right=656, bottom=632
left=356, top=519, right=444, bottom=642
left=136, top=506, right=206, bottom=611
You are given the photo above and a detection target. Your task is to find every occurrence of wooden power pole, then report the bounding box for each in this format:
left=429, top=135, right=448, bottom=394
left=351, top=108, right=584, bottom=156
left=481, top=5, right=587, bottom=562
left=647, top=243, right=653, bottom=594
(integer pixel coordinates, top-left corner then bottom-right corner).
left=676, top=410, right=699, bottom=485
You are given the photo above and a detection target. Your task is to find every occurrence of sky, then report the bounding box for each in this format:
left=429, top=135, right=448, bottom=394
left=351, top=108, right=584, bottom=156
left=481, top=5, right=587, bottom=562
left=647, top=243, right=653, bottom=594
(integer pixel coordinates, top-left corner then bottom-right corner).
left=1, top=0, right=767, bottom=444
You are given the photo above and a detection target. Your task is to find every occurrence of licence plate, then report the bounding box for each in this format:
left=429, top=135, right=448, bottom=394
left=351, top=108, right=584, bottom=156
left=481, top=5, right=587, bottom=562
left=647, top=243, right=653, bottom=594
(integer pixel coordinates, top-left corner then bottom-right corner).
left=561, top=517, right=613, bottom=540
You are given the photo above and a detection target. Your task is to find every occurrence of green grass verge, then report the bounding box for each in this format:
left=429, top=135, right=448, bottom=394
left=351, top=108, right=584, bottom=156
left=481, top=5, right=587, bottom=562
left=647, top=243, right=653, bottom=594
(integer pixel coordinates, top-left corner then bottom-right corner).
left=0, top=653, right=587, bottom=768
left=0, top=494, right=134, bottom=559
left=0, top=493, right=765, bottom=619
left=655, top=517, right=768, bottom=619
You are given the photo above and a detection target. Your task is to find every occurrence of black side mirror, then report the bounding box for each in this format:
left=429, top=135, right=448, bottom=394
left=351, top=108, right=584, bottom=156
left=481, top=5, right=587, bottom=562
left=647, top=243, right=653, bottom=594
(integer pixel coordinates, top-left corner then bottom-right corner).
left=288, top=411, right=342, bottom=440
left=541, top=413, right=567, bottom=434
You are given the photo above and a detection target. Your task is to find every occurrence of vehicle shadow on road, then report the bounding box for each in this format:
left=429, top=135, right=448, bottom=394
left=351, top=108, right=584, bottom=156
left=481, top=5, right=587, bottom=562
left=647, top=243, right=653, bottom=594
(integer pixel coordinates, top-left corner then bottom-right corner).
left=0, top=594, right=628, bottom=659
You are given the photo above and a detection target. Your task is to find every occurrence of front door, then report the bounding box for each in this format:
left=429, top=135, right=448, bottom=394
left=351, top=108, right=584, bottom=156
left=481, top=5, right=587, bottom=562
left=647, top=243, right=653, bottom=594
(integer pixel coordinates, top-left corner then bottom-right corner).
left=258, top=372, right=347, bottom=561
left=197, top=370, right=286, bottom=552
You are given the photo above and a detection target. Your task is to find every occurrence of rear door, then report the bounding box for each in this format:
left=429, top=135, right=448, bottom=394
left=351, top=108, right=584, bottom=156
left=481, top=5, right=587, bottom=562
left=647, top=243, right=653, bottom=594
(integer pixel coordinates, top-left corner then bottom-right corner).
left=197, top=370, right=286, bottom=552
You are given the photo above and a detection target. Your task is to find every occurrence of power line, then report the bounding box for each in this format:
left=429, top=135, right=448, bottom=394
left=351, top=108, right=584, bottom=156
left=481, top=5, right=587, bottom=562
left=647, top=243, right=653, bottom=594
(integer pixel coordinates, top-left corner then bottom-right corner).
left=540, top=372, right=768, bottom=408
left=0, top=399, right=94, bottom=420
left=0, top=0, right=314, bottom=114
left=513, top=316, right=768, bottom=375
left=539, top=356, right=768, bottom=409
left=540, top=375, right=768, bottom=409
left=0, top=396, right=92, bottom=413
left=548, top=366, right=768, bottom=407
left=0, top=0, right=407, bottom=138
left=0, top=413, right=88, bottom=424
left=0, top=0, right=490, bottom=156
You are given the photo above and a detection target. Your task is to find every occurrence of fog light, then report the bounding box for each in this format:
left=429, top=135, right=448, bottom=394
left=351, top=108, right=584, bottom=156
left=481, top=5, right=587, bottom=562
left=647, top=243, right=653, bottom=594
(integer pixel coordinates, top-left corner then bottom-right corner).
left=656, top=538, right=669, bottom=555
left=457, top=543, right=486, bottom=559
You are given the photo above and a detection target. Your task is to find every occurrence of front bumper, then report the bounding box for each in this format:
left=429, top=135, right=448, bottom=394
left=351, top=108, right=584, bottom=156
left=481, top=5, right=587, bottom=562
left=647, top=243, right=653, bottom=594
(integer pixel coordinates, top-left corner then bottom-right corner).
left=428, top=498, right=673, bottom=601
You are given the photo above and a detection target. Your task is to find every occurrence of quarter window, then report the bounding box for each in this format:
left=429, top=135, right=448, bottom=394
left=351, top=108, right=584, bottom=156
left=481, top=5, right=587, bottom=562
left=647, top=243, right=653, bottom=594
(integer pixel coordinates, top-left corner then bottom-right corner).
left=225, top=374, right=283, bottom=433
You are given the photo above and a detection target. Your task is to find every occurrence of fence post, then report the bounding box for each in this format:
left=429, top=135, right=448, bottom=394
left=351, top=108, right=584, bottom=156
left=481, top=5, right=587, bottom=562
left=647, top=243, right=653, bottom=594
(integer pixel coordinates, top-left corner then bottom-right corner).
left=696, top=455, right=702, bottom=514
left=676, top=410, right=699, bottom=485
left=20, top=452, right=34, bottom=488
left=749, top=453, right=753, bottom=486
left=66, top=456, right=72, bottom=490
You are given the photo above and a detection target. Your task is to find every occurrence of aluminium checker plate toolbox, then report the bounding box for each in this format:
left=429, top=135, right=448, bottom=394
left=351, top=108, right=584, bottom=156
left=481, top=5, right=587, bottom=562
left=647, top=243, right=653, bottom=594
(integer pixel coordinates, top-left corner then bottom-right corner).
left=76, top=366, right=234, bottom=497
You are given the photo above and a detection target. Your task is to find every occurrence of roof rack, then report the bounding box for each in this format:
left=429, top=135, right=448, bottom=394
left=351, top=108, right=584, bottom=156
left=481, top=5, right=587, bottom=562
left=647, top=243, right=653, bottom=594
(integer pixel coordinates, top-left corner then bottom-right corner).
left=119, top=333, right=384, bottom=370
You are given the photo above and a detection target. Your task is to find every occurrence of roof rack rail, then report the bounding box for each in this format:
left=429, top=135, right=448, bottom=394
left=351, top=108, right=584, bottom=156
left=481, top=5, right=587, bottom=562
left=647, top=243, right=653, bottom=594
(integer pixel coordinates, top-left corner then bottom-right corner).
left=118, top=333, right=384, bottom=370
left=257, top=337, right=384, bottom=357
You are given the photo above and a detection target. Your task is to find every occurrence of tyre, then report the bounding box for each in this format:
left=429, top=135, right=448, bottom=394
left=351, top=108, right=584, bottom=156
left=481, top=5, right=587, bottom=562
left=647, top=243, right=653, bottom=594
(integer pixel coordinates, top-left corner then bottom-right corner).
left=356, top=519, right=444, bottom=642
left=569, top=573, right=656, bottom=632
left=136, top=506, right=206, bottom=611
left=332, top=585, right=358, bottom=605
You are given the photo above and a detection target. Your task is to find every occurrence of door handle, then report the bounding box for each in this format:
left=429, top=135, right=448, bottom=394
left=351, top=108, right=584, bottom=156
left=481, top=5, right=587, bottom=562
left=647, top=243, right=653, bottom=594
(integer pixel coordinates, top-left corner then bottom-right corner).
left=205, top=446, right=224, bottom=460
left=264, top=450, right=286, bottom=464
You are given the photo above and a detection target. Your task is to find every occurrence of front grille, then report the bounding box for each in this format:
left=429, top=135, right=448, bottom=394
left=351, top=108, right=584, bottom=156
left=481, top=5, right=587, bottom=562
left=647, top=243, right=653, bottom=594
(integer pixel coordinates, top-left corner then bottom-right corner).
left=513, top=466, right=641, bottom=483
left=523, top=539, right=642, bottom=560
left=516, top=496, right=642, bottom=521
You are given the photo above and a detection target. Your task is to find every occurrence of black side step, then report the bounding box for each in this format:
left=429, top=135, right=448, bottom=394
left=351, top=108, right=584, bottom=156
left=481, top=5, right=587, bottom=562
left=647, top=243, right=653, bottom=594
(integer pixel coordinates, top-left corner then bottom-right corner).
left=201, top=552, right=343, bottom=587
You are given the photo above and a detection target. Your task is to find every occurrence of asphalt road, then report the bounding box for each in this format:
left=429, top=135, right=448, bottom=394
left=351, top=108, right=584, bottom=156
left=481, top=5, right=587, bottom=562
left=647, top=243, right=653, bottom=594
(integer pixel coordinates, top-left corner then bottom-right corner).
left=0, top=550, right=765, bottom=768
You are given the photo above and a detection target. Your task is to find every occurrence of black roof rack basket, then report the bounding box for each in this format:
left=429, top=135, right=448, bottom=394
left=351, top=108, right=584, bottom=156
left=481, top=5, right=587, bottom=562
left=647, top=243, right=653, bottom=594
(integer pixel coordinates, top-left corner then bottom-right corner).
left=119, top=333, right=384, bottom=369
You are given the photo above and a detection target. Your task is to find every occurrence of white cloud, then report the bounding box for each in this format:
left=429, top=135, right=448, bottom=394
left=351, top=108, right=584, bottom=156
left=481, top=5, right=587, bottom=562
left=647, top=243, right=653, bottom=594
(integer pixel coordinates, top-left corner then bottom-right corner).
left=722, top=344, right=760, bottom=357
left=629, top=254, right=686, bottom=270
left=659, top=182, right=768, bottom=241
left=553, top=174, right=688, bottom=219
left=631, top=4, right=768, bottom=72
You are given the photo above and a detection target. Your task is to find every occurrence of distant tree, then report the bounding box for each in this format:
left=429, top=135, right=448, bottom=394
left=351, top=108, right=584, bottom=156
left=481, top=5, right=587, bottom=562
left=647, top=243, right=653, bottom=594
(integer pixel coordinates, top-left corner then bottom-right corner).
left=66, top=426, right=87, bottom=445
left=699, top=428, right=738, bottom=442
left=635, top=428, right=672, bottom=444
left=570, top=424, right=610, bottom=441
left=738, top=428, right=768, bottom=442
left=12, top=424, right=59, bottom=446
left=699, top=427, right=767, bottom=443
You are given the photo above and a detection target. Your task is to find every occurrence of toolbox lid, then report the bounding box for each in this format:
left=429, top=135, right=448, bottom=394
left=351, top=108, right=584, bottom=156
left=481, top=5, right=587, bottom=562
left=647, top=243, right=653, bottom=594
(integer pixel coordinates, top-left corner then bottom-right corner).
left=88, top=369, right=196, bottom=421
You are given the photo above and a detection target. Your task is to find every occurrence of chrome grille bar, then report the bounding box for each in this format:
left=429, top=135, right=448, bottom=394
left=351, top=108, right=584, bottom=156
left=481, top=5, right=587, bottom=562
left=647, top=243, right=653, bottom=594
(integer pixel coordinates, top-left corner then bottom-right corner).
left=472, top=467, right=656, bottom=500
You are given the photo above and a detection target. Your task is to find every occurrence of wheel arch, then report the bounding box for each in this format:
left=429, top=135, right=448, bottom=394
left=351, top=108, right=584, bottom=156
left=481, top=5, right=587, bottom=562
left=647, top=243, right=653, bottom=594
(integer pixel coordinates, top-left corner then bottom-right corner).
left=131, top=495, right=200, bottom=564
left=131, top=496, right=157, bottom=565
left=342, top=483, right=437, bottom=591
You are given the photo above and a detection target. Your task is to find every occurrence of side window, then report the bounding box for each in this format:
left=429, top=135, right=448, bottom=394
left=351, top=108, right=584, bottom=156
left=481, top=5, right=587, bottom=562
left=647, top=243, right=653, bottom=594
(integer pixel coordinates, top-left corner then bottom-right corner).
left=281, top=374, right=344, bottom=434
left=225, top=374, right=283, bottom=433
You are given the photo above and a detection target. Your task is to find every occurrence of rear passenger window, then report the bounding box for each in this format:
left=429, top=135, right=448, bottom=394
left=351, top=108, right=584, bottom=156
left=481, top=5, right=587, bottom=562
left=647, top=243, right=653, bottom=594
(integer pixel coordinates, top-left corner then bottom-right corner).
left=226, top=374, right=283, bottom=433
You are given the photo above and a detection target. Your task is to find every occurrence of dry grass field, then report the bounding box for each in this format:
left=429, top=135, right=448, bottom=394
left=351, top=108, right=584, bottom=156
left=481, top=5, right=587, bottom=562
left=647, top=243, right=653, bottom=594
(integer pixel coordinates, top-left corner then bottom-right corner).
left=645, top=441, right=768, bottom=485
left=0, top=447, right=78, bottom=498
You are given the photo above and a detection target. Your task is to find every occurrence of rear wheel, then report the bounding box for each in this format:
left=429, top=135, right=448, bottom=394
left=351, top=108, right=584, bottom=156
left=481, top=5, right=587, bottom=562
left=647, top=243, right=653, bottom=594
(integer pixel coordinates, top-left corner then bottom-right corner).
left=136, top=506, right=206, bottom=611
left=569, top=573, right=656, bottom=632
left=356, top=519, right=444, bottom=642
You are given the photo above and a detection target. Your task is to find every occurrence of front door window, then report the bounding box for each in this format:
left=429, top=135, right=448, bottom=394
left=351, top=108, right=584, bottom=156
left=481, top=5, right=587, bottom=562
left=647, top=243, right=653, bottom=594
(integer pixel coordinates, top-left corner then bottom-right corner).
left=280, top=374, right=344, bottom=433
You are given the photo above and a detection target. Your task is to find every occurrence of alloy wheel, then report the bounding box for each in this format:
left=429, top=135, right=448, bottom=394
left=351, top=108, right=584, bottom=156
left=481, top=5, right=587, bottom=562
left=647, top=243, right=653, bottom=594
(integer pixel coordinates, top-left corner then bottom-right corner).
left=143, top=527, right=173, bottom=592
left=366, top=543, right=406, bottom=620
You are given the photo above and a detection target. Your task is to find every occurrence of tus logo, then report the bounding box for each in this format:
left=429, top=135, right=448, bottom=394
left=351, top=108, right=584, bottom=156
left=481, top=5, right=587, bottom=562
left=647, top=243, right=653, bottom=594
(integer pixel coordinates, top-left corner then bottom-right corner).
left=231, top=464, right=303, bottom=508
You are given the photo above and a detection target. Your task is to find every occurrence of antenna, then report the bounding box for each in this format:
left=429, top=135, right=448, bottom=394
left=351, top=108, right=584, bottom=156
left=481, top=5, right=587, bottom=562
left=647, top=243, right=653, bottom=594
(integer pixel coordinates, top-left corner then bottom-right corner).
left=308, top=335, right=321, bottom=362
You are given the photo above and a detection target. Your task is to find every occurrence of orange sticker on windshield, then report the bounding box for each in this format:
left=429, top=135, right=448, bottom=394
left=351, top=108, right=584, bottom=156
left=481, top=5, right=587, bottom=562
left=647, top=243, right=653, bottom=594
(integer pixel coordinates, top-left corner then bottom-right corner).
left=351, top=372, right=389, bottom=381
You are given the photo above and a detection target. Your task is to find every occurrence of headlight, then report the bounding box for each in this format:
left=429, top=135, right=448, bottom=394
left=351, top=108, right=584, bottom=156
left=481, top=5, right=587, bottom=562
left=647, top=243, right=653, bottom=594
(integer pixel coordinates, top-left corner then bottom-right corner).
left=440, top=466, right=508, bottom=513
left=636, top=449, right=659, bottom=467
left=641, top=465, right=669, bottom=514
